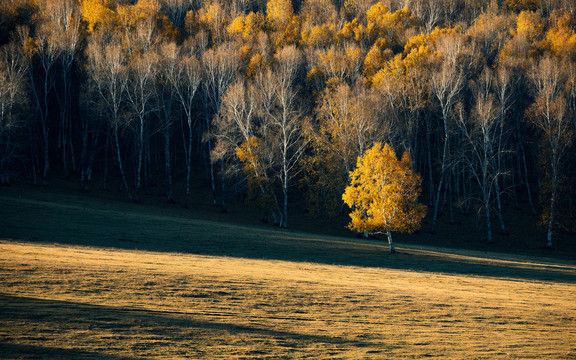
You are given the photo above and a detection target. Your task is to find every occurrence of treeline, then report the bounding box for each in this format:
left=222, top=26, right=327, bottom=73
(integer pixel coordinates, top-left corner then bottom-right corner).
left=0, top=0, right=575, bottom=246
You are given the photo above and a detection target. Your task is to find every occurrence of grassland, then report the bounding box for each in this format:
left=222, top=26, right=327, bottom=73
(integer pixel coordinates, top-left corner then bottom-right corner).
left=1, top=186, right=575, bottom=359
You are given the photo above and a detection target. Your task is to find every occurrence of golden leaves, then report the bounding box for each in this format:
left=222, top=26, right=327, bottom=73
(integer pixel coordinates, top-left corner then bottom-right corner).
left=342, top=143, right=426, bottom=235
left=79, top=0, right=115, bottom=33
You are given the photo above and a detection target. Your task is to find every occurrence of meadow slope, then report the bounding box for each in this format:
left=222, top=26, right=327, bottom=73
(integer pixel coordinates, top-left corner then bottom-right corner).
left=1, top=187, right=575, bottom=358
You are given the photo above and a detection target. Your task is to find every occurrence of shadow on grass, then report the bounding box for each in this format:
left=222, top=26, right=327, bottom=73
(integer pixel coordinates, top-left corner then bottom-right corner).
left=0, top=343, right=139, bottom=360
left=1, top=194, right=575, bottom=283
left=0, top=294, right=373, bottom=357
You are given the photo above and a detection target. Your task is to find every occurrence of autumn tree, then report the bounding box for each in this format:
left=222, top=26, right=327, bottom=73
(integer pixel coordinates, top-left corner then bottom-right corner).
left=0, top=42, right=28, bottom=185
left=44, top=0, right=82, bottom=177
left=155, top=42, right=179, bottom=202
left=304, top=82, right=386, bottom=216
left=166, top=41, right=202, bottom=207
left=429, top=30, right=467, bottom=231
left=125, top=49, right=159, bottom=202
left=212, top=80, right=281, bottom=223
left=254, top=45, right=307, bottom=228
left=527, top=57, right=573, bottom=248
left=202, top=41, right=241, bottom=209
left=85, top=35, right=131, bottom=198
left=455, top=69, right=508, bottom=243
left=18, top=23, right=60, bottom=184
left=265, top=0, right=300, bottom=49
left=79, top=0, right=116, bottom=34
left=342, top=143, right=427, bottom=254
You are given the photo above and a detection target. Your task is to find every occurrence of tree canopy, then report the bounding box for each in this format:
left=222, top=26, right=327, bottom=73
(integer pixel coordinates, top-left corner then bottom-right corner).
left=343, top=143, right=426, bottom=253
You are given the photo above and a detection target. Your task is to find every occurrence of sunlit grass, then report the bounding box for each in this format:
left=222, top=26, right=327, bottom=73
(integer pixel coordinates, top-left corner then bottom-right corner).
left=1, top=240, right=575, bottom=359
left=0, top=188, right=575, bottom=358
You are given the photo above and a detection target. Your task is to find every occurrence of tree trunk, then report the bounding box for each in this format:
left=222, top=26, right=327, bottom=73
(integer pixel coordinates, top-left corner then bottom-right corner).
left=184, top=114, right=193, bottom=208
left=220, top=159, right=227, bottom=212
left=494, top=180, right=506, bottom=234
left=164, top=127, right=173, bottom=202
left=387, top=230, right=396, bottom=254
left=520, top=140, right=536, bottom=215
left=103, top=130, right=109, bottom=191
left=114, top=123, right=132, bottom=201
left=485, top=197, right=493, bottom=243
left=135, top=117, right=144, bottom=202
left=546, top=157, right=559, bottom=249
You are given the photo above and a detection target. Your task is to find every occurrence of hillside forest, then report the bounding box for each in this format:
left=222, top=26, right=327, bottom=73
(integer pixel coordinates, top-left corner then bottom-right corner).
left=1, top=0, right=575, bottom=247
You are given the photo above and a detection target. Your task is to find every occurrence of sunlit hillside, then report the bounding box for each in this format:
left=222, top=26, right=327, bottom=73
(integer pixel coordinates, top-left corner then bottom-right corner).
left=1, top=189, right=575, bottom=358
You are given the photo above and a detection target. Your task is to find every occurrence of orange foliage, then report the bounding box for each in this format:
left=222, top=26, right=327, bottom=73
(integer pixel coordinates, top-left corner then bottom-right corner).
left=79, top=0, right=115, bottom=33
left=544, top=11, right=576, bottom=58
left=342, top=143, right=426, bottom=241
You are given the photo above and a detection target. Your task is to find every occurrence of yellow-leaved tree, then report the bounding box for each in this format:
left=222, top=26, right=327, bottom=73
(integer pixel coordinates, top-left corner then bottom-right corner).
left=342, top=143, right=426, bottom=254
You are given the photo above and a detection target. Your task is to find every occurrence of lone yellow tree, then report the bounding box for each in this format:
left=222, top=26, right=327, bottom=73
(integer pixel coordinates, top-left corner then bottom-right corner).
left=342, top=143, right=427, bottom=254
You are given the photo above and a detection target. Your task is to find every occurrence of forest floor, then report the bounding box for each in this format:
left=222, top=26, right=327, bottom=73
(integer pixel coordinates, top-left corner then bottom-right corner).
left=0, top=182, right=575, bottom=358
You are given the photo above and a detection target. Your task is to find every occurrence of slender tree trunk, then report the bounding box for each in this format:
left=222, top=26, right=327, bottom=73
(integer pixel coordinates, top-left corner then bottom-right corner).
left=425, top=116, right=435, bottom=205
left=80, top=114, right=89, bottom=191
left=114, top=123, right=132, bottom=201
left=220, top=158, right=227, bottom=212
left=204, top=97, right=217, bottom=206
left=485, top=197, right=493, bottom=243
left=103, top=130, right=109, bottom=191
left=494, top=180, right=506, bottom=234
left=387, top=230, right=396, bottom=254
left=520, top=143, right=536, bottom=215
left=185, top=115, right=193, bottom=207
left=282, top=181, right=288, bottom=228
left=432, top=112, right=450, bottom=233
left=546, top=156, right=559, bottom=249
left=164, top=126, right=173, bottom=202
left=42, top=71, right=50, bottom=184
left=135, top=117, right=144, bottom=202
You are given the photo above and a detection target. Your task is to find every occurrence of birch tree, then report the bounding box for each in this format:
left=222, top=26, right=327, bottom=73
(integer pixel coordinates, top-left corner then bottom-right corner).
left=255, top=45, right=307, bottom=228
left=429, top=34, right=466, bottom=232
left=456, top=69, right=507, bottom=243
left=0, top=42, right=28, bottom=185
left=86, top=37, right=131, bottom=199
left=166, top=43, right=202, bottom=207
left=201, top=41, right=240, bottom=210
left=125, top=50, right=159, bottom=202
left=343, top=143, right=427, bottom=254
left=527, top=57, right=573, bottom=248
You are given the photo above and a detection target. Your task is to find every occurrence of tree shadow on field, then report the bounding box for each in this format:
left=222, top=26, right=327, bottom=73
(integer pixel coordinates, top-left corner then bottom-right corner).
left=0, top=343, right=139, bottom=360
left=0, top=295, right=373, bottom=358
left=1, top=193, right=575, bottom=283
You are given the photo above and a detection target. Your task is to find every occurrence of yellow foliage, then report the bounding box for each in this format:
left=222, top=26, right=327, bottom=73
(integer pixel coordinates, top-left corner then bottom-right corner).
left=265, top=0, right=300, bottom=48
left=79, top=0, right=115, bottom=33
left=342, top=143, right=426, bottom=237
left=266, top=0, right=294, bottom=30
left=301, top=23, right=335, bottom=48
left=363, top=44, right=385, bottom=82
left=512, top=11, right=544, bottom=39
left=227, top=12, right=265, bottom=41
left=116, top=0, right=160, bottom=30
left=345, top=44, right=364, bottom=69
left=404, top=27, right=457, bottom=56
left=544, top=11, right=576, bottom=58
left=365, top=4, right=415, bottom=47
left=337, top=18, right=365, bottom=44
left=236, top=136, right=262, bottom=174
left=246, top=53, right=270, bottom=78
left=236, top=136, right=274, bottom=211
left=197, top=2, right=229, bottom=43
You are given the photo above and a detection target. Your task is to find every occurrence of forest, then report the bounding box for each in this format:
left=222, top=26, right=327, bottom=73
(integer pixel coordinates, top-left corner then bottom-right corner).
left=0, top=0, right=575, bottom=247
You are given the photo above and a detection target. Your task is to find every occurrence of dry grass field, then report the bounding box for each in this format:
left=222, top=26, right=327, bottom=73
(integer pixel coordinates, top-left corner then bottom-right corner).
left=1, top=186, right=576, bottom=358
